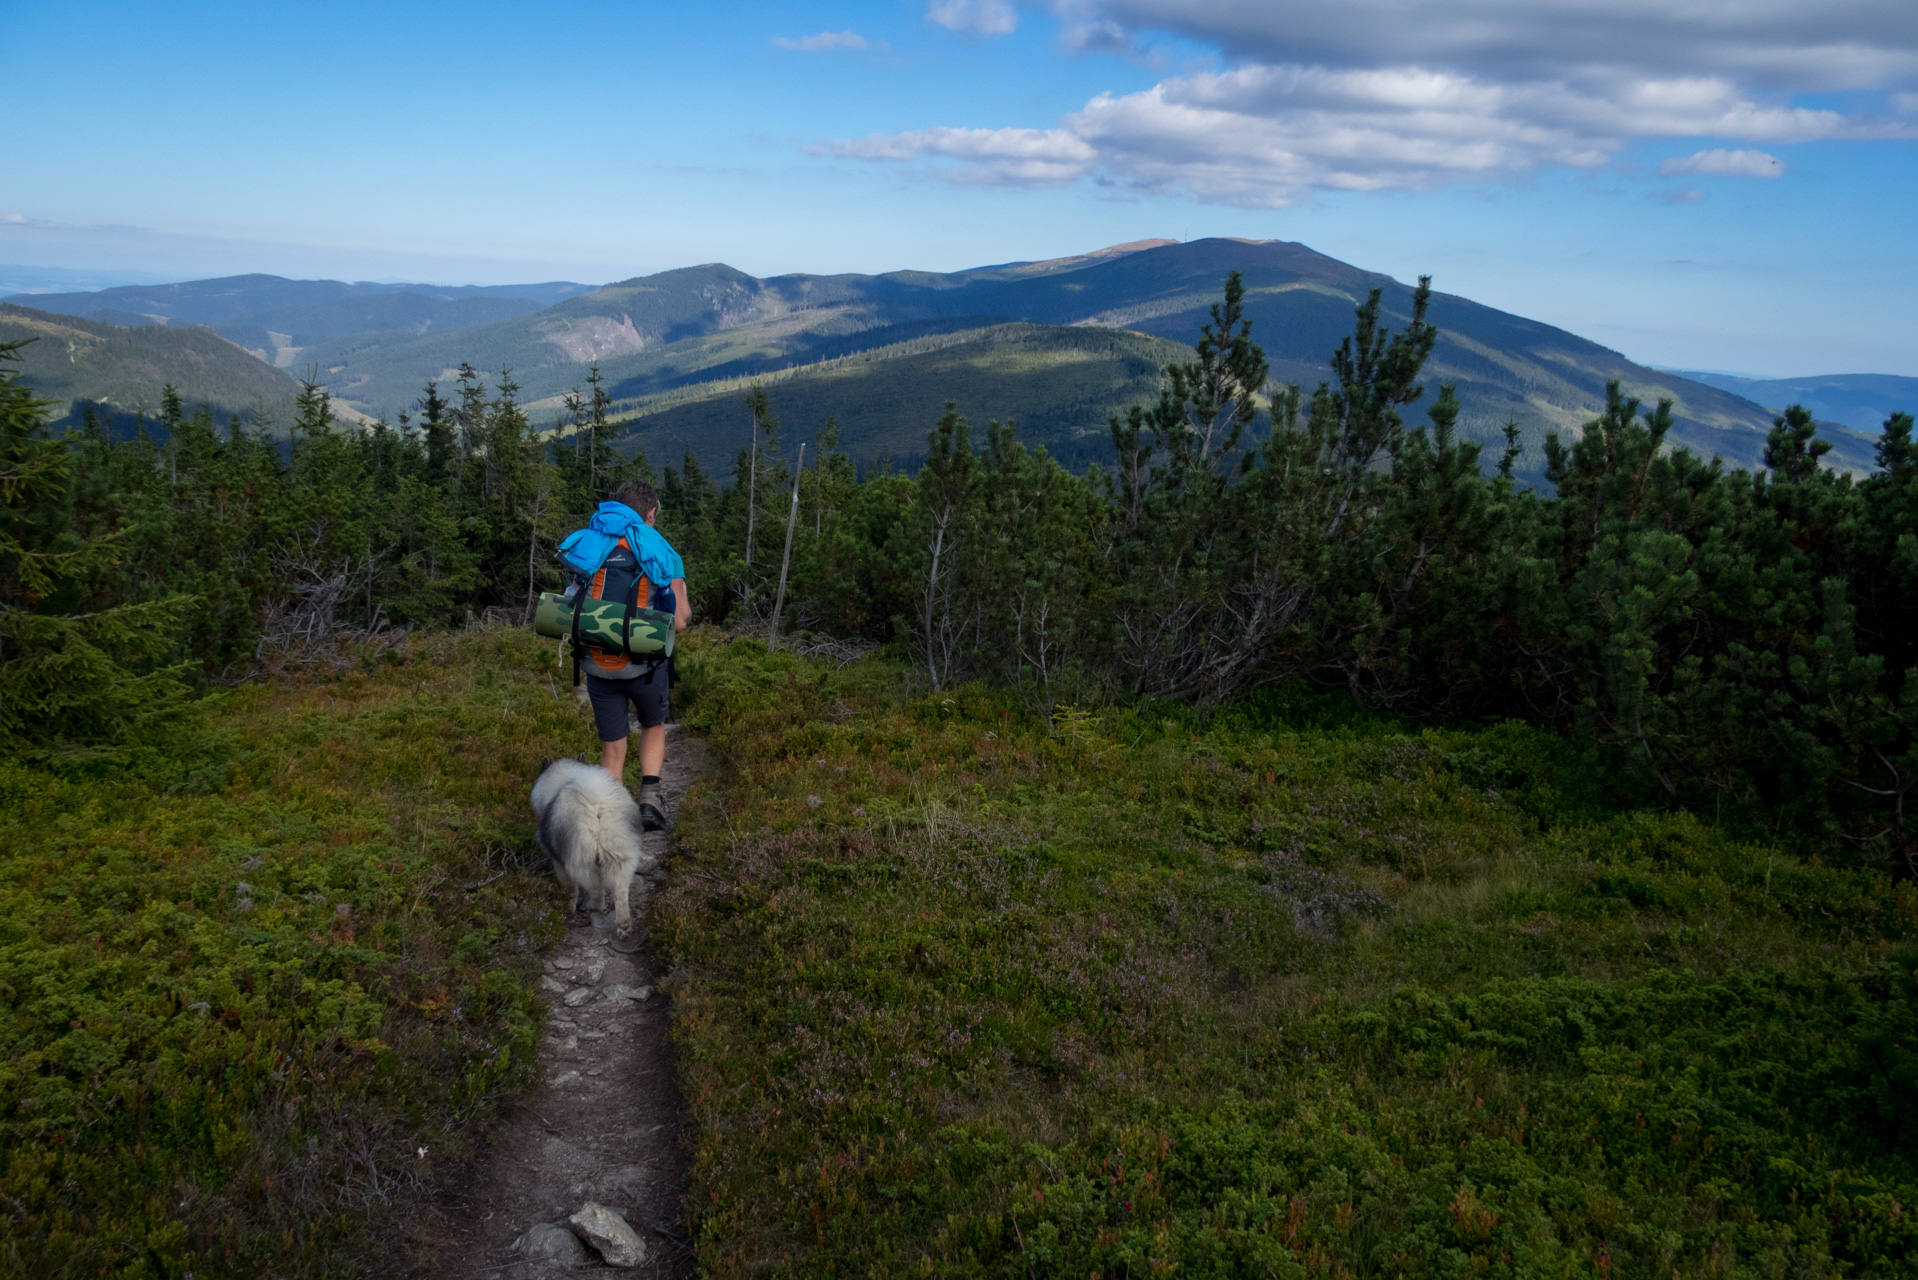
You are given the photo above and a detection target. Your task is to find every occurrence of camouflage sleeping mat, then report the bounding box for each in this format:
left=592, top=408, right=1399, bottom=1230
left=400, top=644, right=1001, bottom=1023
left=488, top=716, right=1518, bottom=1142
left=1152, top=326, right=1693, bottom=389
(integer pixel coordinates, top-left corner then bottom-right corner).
left=533, top=591, right=676, bottom=659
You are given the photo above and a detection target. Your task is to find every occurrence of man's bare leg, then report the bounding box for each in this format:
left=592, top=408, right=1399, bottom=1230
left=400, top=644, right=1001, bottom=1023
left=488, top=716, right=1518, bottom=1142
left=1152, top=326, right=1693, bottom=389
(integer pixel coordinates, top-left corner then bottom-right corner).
left=600, top=730, right=665, bottom=785
left=638, top=723, right=666, bottom=777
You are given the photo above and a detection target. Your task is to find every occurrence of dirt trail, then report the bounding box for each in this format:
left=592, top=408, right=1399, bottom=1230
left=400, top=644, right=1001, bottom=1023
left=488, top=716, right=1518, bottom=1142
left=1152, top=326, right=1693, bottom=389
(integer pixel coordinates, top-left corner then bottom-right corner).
left=406, top=725, right=708, bottom=1279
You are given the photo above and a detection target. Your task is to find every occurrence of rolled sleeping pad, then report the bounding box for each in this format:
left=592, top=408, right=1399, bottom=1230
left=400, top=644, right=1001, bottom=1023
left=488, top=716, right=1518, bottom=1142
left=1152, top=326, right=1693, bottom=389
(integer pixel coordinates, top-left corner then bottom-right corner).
left=533, top=591, right=676, bottom=659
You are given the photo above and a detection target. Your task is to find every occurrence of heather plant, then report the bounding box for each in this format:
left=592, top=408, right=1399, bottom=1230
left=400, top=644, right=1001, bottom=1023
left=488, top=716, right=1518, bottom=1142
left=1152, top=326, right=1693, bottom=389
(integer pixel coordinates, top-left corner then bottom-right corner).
left=0, top=626, right=603, bottom=1277
left=658, top=638, right=1918, bottom=1279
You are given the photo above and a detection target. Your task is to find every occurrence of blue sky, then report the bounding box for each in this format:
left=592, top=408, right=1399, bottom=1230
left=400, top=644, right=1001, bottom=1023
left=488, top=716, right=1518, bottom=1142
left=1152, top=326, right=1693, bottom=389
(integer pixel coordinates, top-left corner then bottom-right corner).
left=3, top=0, right=1914, bottom=375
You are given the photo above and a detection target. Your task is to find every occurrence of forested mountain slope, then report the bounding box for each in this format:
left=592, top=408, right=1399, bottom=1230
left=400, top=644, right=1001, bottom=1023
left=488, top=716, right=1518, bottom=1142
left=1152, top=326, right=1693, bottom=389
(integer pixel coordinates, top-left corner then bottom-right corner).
left=0, top=303, right=300, bottom=429
left=612, top=323, right=1191, bottom=474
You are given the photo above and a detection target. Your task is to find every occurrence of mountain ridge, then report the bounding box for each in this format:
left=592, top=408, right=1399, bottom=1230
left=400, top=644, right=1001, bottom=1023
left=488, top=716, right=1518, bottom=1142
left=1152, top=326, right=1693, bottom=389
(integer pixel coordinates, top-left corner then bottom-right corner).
left=1669, top=370, right=1918, bottom=437
left=13, top=242, right=1908, bottom=479
left=2, top=274, right=597, bottom=371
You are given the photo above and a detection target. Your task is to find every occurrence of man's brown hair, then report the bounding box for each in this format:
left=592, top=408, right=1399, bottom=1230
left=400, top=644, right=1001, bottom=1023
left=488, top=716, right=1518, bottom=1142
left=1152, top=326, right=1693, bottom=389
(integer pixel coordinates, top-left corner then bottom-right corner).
left=616, top=479, right=659, bottom=518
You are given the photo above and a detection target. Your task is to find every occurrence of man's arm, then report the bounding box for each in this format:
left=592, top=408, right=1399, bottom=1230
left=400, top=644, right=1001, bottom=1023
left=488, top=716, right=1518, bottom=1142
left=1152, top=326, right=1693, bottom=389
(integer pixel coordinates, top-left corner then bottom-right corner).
left=671, top=577, right=690, bottom=632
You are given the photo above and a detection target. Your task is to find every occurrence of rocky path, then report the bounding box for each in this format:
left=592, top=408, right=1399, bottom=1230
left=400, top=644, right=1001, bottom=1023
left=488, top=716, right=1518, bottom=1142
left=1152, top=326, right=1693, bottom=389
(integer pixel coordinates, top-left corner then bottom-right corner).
left=407, top=725, right=707, bottom=1279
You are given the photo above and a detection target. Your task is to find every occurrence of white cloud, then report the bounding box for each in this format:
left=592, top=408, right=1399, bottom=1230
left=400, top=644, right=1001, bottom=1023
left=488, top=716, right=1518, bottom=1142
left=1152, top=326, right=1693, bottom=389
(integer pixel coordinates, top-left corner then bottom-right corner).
left=834, top=127, right=1094, bottom=185
left=832, top=1, right=1917, bottom=204
left=772, top=30, right=870, bottom=53
left=927, top=0, right=1018, bottom=38
left=1657, top=147, right=1786, bottom=177
left=1051, top=1, right=1918, bottom=88
left=1895, top=92, right=1918, bottom=113
left=838, top=65, right=1899, bottom=205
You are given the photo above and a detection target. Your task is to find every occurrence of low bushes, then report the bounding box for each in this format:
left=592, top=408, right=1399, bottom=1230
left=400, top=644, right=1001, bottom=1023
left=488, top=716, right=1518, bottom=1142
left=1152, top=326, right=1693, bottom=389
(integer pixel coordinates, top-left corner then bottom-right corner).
left=660, top=639, right=1917, bottom=1278
left=0, top=627, right=594, bottom=1278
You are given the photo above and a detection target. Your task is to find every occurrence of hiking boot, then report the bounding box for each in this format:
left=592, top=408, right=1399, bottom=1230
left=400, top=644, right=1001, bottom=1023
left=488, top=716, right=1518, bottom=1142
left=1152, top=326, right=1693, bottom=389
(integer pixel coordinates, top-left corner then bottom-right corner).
left=638, top=780, right=667, bottom=831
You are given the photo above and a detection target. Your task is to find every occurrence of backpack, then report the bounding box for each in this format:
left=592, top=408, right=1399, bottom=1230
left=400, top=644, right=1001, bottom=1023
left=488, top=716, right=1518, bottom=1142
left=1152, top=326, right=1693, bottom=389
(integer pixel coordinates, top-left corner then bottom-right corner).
left=555, top=503, right=676, bottom=684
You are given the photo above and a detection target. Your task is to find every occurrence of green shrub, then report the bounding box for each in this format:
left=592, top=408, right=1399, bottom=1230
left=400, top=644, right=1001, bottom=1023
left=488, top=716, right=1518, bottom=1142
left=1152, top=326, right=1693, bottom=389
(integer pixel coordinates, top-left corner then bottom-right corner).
left=659, top=640, right=1917, bottom=1278
left=0, top=627, right=599, bottom=1278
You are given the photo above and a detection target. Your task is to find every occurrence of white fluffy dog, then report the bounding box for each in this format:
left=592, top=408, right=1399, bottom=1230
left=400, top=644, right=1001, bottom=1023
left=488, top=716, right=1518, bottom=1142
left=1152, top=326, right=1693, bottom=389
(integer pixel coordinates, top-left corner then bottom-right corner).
left=530, top=758, right=654, bottom=944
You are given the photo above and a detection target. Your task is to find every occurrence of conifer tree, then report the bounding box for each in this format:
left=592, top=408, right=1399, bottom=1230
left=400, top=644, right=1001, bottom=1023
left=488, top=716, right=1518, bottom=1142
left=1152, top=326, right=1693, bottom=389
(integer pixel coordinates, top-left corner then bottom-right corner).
left=0, top=340, right=194, bottom=754
left=1763, top=404, right=1833, bottom=483
left=418, top=379, right=454, bottom=483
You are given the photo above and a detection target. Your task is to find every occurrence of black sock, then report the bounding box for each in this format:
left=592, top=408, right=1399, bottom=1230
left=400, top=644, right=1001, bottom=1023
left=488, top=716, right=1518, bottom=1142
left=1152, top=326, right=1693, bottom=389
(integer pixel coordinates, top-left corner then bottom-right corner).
left=642, top=775, right=660, bottom=786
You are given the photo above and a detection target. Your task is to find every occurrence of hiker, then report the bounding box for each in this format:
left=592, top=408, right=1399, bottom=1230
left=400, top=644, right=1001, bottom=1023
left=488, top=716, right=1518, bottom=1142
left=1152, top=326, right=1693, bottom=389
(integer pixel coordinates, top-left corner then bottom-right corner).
left=569, top=479, right=690, bottom=829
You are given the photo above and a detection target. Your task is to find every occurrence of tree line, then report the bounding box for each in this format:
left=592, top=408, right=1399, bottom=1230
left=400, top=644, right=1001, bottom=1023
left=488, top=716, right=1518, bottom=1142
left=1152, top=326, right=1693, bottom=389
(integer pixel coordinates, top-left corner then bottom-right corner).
left=2, top=273, right=1914, bottom=865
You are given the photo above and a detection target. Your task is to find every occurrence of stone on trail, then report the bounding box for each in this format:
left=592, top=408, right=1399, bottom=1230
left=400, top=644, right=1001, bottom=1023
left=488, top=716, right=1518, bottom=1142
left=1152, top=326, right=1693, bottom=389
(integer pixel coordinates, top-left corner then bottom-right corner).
left=562, top=986, right=597, bottom=1007
left=569, top=1201, right=647, bottom=1267
left=512, top=1221, right=590, bottom=1266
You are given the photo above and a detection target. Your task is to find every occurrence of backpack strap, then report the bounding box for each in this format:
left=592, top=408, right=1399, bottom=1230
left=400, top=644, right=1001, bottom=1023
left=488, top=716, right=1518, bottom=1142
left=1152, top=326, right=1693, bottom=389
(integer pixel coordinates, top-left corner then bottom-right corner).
left=569, top=584, right=586, bottom=687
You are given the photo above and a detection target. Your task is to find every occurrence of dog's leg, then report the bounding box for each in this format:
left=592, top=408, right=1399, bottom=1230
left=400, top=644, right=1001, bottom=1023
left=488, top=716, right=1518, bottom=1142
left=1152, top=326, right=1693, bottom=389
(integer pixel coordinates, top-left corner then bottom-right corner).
left=608, top=847, right=640, bottom=951
left=548, top=857, right=581, bottom=913
left=540, top=801, right=589, bottom=916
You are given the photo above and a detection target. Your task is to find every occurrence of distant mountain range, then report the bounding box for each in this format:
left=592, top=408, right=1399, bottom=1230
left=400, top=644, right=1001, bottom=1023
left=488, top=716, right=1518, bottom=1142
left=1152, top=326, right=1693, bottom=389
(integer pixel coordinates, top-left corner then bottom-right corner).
left=1668, top=371, right=1918, bottom=438
left=10, top=242, right=1911, bottom=481
left=4, top=275, right=596, bottom=370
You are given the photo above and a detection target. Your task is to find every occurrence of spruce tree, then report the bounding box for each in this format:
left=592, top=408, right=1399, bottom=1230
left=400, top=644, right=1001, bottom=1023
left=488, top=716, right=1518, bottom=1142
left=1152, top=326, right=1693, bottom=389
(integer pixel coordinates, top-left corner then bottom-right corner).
left=0, top=340, right=195, bottom=755
left=418, top=379, right=454, bottom=483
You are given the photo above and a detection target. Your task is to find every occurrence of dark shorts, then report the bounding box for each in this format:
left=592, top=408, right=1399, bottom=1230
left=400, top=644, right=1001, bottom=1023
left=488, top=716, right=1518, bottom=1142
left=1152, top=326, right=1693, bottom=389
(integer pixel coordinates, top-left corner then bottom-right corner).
left=585, top=662, right=669, bottom=743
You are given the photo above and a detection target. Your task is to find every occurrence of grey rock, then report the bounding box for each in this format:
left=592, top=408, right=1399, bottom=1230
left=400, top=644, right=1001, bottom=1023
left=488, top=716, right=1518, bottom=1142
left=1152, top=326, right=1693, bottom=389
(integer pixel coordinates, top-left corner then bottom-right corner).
left=539, top=975, right=567, bottom=994
left=563, top=986, right=597, bottom=1007
left=512, top=1221, right=589, bottom=1266
left=582, top=957, right=608, bottom=984
left=570, top=1201, right=646, bottom=1267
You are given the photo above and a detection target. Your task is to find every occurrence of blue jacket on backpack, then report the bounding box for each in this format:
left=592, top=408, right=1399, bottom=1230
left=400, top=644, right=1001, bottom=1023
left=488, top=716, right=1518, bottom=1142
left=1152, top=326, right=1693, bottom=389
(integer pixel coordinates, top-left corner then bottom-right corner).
left=558, top=502, right=685, bottom=604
